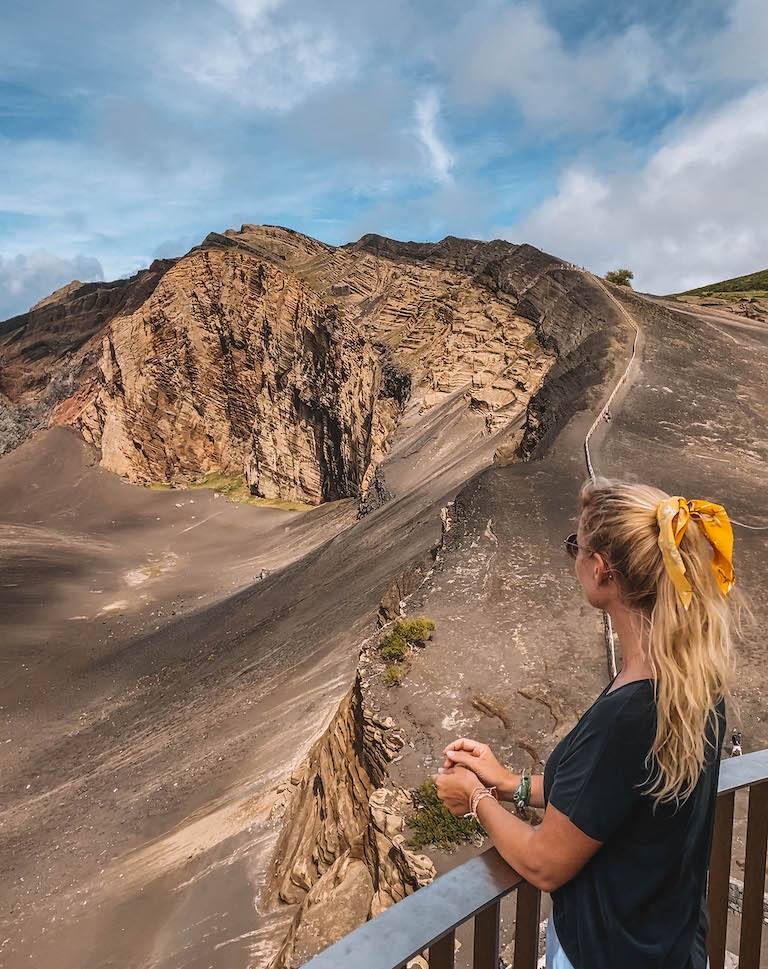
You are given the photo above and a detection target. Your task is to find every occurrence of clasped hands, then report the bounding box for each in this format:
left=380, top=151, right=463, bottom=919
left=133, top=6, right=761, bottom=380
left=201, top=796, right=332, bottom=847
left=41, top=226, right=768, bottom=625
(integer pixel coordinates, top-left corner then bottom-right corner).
left=431, top=738, right=513, bottom=816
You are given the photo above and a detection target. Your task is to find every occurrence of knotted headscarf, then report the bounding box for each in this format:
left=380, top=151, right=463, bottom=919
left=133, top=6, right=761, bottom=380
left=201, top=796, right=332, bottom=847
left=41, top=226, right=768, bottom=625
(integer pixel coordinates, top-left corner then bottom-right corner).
left=656, top=497, right=735, bottom=609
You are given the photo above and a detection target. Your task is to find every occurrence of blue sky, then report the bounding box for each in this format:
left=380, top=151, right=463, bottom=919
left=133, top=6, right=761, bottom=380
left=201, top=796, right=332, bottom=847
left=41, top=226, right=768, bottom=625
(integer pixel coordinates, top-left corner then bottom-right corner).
left=1, top=0, right=767, bottom=319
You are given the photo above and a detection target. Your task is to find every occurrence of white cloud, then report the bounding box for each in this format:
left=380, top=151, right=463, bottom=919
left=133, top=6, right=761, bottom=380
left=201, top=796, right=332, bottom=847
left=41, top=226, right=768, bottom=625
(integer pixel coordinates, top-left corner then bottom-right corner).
left=445, top=2, right=672, bottom=128
left=506, top=85, right=768, bottom=293
left=0, top=251, right=104, bottom=321
left=155, top=4, right=352, bottom=113
left=414, top=88, right=454, bottom=183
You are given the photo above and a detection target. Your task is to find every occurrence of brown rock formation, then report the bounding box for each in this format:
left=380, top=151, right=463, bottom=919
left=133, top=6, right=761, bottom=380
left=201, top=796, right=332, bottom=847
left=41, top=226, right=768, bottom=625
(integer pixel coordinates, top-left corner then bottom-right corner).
left=1, top=224, right=627, bottom=508
left=267, top=677, right=434, bottom=969
left=68, top=249, right=383, bottom=503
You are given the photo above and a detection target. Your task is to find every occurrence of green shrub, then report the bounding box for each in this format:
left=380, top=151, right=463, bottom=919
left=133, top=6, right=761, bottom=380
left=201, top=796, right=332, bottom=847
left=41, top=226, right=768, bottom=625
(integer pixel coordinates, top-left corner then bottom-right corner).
left=398, top=616, right=435, bottom=644
left=383, top=665, right=404, bottom=687
left=605, top=268, right=634, bottom=287
left=407, top=780, right=482, bottom=850
left=380, top=636, right=408, bottom=662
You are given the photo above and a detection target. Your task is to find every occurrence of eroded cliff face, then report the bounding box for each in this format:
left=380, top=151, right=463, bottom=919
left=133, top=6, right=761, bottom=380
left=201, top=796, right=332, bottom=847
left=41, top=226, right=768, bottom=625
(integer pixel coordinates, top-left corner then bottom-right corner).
left=0, top=260, right=174, bottom=456
left=2, top=224, right=626, bottom=507
left=63, top=249, right=384, bottom=504
left=267, top=677, right=434, bottom=969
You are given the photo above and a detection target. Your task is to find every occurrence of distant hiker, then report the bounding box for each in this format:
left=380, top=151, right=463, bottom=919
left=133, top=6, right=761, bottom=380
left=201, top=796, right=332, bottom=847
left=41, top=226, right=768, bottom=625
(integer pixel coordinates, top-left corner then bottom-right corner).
left=731, top=730, right=743, bottom=756
left=435, top=481, right=739, bottom=969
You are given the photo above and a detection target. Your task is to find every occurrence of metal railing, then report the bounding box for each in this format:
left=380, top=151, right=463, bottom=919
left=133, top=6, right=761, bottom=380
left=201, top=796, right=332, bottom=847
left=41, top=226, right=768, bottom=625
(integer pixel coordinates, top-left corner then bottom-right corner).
left=710, top=748, right=768, bottom=969
left=302, top=749, right=768, bottom=969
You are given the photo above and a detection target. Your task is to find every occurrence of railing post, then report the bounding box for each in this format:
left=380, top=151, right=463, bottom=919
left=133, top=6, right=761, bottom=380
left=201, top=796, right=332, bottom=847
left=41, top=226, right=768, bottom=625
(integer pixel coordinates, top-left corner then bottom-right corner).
left=429, top=929, right=455, bottom=969
left=513, top=881, right=541, bottom=969
left=473, top=899, right=501, bottom=969
left=708, top=790, right=735, bottom=969
left=738, top=781, right=768, bottom=969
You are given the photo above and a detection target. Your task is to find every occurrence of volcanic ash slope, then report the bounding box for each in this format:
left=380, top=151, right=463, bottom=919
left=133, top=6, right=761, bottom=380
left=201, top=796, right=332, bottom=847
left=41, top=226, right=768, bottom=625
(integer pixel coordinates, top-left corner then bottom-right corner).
left=1, top=226, right=643, bottom=969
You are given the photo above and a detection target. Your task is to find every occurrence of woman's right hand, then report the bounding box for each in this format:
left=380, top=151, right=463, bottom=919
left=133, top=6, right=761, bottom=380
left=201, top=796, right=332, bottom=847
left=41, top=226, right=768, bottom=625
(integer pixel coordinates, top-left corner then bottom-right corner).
left=441, top=738, right=516, bottom=797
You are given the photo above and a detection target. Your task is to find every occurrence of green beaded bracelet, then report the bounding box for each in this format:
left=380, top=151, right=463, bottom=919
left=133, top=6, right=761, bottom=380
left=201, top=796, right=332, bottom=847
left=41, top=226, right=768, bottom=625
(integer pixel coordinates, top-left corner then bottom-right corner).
left=513, top=768, right=532, bottom=813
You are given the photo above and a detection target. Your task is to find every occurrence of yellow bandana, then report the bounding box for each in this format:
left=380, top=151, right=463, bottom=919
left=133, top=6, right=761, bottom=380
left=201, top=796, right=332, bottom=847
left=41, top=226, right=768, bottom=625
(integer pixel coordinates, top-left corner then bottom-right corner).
left=656, top=497, right=735, bottom=609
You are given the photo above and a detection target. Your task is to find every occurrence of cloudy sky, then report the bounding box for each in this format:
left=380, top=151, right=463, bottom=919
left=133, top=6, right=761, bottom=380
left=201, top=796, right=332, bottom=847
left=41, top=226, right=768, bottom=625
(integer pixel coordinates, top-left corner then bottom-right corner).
left=1, top=0, right=766, bottom=319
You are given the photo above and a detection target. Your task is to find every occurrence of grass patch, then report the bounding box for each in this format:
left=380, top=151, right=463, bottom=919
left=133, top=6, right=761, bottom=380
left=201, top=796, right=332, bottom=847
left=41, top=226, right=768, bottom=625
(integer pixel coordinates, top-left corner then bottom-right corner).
left=378, top=617, right=436, bottom=686
left=398, top=616, right=435, bottom=643
left=407, top=780, right=482, bottom=850
left=146, top=472, right=313, bottom=511
left=380, top=632, right=408, bottom=662
left=674, top=267, right=768, bottom=297
left=383, top=665, right=404, bottom=687
left=189, top=472, right=313, bottom=511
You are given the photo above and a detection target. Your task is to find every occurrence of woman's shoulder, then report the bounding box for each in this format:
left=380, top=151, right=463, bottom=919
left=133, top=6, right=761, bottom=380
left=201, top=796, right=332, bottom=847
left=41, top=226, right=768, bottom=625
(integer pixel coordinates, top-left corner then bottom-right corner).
left=578, top=679, right=656, bottom=738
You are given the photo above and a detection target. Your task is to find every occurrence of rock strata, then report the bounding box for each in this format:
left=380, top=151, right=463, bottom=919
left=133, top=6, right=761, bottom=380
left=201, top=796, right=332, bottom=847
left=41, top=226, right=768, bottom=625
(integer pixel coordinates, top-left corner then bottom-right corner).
left=2, top=225, right=632, bottom=508
left=268, top=678, right=435, bottom=968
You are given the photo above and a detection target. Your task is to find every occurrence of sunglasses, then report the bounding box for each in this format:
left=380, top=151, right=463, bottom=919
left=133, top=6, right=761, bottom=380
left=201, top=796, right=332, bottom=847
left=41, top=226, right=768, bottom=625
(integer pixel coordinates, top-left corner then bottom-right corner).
left=564, top=533, right=593, bottom=559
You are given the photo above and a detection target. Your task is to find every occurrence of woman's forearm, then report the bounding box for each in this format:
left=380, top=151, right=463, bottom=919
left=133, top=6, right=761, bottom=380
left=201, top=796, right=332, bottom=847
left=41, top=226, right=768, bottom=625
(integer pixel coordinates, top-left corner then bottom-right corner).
left=474, top=796, right=553, bottom=890
left=497, top=771, right=545, bottom=810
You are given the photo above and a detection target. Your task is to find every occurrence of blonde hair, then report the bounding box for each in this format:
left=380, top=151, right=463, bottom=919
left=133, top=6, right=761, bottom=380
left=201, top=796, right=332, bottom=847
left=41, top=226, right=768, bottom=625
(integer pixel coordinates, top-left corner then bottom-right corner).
left=579, top=478, right=742, bottom=807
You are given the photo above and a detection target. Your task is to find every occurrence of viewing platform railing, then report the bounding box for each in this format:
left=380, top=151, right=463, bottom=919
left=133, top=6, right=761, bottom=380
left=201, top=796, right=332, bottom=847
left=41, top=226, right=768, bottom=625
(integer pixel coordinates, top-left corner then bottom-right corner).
left=302, top=748, right=768, bottom=969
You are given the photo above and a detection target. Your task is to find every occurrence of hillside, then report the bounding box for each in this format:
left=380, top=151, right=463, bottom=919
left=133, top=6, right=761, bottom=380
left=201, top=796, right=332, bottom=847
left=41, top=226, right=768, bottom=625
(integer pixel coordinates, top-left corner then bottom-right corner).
left=2, top=227, right=767, bottom=969
left=676, top=266, right=768, bottom=296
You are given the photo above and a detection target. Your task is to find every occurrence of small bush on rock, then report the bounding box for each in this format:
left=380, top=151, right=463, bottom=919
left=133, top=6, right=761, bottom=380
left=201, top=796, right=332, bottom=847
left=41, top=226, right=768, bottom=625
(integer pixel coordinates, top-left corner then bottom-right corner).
left=380, top=635, right=408, bottom=662
left=398, top=616, right=435, bottom=644
left=407, top=780, right=481, bottom=849
left=384, top=665, right=404, bottom=687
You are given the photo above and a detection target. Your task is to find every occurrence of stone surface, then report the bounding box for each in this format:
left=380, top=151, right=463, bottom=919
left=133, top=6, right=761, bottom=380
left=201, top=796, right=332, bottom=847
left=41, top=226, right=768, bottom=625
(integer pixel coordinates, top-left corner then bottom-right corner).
left=5, top=225, right=625, bottom=507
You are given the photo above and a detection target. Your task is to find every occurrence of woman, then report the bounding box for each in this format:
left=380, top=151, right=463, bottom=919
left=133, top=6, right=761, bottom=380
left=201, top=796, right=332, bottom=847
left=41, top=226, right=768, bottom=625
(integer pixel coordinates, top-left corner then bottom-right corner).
left=433, top=479, right=739, bottom=969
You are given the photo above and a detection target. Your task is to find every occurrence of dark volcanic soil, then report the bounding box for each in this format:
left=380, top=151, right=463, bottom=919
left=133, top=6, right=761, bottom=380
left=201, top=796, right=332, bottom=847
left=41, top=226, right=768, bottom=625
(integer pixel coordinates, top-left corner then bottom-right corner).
left=2, top=270, right=766, bottom=969
left=366, top=284, right=768, bottom=907
left=0, top=395, right=507, bottom=967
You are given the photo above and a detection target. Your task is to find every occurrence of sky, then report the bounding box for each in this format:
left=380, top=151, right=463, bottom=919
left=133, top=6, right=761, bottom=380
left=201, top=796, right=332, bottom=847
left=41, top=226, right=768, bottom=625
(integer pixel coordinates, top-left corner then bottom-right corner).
left=1, top=0, right=767, bottom=319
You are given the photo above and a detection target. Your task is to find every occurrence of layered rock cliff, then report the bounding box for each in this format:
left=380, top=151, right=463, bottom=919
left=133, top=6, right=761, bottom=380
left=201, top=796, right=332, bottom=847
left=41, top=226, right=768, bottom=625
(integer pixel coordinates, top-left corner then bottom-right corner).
left=267, top=677, right=435, bottom=969
left=1, top=225, right=626, bottom=507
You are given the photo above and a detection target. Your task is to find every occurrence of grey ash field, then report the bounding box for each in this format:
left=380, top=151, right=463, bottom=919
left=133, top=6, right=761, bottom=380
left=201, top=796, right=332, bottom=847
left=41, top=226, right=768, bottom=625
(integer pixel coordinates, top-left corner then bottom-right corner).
left=1, top=228, right=767, bottom=969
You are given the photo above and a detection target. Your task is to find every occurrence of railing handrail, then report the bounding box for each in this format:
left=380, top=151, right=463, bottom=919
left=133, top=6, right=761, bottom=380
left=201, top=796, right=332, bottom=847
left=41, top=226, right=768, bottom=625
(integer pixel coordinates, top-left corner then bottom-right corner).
left=302, top=847, right=522, bottom=969
left=303, top=749, right=768, bottom=969
left=718, top=748, right=768, bottom=795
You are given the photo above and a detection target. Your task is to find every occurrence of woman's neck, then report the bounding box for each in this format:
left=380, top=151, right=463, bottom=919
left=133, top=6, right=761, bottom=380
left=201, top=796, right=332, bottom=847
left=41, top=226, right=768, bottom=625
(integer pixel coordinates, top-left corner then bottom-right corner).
left=610, top=605, right=654, bottom=682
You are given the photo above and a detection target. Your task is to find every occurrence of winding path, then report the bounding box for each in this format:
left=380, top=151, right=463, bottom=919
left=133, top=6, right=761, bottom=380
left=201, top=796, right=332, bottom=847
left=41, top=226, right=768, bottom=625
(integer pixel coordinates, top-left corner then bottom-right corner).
left=552, top=270, right=643, bottom=678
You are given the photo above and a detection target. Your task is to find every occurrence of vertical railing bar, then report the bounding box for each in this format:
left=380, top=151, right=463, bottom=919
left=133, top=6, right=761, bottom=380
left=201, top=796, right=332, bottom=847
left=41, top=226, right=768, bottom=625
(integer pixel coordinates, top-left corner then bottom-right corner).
left=429, top=928, right=456, bottom=969
left=513, top=881, right=541, bottom=969
left=473, top=898, right=501, bottom=969
left=738, top=781, right=768, bottom=969
left=708, top=789, right=735, bottom=969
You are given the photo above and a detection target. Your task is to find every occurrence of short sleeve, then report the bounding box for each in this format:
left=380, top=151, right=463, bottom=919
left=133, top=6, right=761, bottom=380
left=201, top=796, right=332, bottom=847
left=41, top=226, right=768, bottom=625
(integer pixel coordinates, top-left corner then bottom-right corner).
left=547, top=691, right=655, bottom=842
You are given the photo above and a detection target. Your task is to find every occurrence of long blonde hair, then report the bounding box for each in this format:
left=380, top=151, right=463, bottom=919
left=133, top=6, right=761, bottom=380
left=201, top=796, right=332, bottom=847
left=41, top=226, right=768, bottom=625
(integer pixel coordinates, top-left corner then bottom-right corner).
left=579, top=478, right=741, bottom=806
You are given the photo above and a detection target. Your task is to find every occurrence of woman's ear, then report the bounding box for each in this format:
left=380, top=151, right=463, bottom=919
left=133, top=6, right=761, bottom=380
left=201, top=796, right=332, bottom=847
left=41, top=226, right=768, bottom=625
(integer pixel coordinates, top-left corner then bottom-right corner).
left=593, top=552, right=613, bottom=584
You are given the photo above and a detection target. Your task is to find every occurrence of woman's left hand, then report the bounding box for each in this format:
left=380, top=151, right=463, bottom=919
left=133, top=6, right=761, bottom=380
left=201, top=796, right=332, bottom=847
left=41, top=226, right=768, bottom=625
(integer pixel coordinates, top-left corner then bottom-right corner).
left=432, top=764, right=485, bottom=816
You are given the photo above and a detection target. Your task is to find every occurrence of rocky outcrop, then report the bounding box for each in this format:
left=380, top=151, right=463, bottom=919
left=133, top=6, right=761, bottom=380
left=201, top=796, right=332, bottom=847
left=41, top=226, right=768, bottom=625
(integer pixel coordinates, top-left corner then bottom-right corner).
left=0, top=260, right=174, bottom=456
left=266, top=677, right=435, bottom=969
left=69, top=249, right=384, bottom=504
left=2, top=224, right=630, bottom=505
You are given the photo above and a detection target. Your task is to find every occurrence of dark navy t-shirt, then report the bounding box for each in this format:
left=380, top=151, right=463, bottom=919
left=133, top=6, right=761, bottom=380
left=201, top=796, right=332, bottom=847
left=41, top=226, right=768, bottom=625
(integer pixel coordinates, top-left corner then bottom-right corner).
left=543, top=678, right=725, bottom=969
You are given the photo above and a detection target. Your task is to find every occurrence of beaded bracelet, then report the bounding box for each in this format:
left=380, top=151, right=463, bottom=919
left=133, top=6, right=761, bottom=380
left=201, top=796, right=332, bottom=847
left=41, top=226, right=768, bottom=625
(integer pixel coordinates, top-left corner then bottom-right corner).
left=464, top=785, right=498, bottom=819
left=512, top=768, right=532, bottom=814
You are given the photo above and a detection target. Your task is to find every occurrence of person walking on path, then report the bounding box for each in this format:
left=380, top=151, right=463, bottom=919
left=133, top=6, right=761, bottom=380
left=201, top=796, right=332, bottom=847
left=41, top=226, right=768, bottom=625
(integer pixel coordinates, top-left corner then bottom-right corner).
left=434, top=479, right=742, bottom=969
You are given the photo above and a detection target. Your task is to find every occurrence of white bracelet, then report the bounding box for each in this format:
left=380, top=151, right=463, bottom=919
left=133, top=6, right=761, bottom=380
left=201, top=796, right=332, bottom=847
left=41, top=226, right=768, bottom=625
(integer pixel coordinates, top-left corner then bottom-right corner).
left=464, top=786, right=498, bottom=819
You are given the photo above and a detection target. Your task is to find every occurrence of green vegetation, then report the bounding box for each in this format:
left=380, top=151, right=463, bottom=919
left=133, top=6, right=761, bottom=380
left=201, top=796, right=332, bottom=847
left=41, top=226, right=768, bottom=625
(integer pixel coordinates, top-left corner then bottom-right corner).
left=383, top=665, right=404, bottom=687
left=379, top=631, right=408, bottom=662
left=398, top=616, right=435, bottom=643
left=605, top=268, right=634, bottom=287
left=407, top=780, right=482, bottom=850
left=146, top=472, right=313, bottom=511
left=674, top=267, right=768, bottom=297
left=377, top=616, right=436, bottom=684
